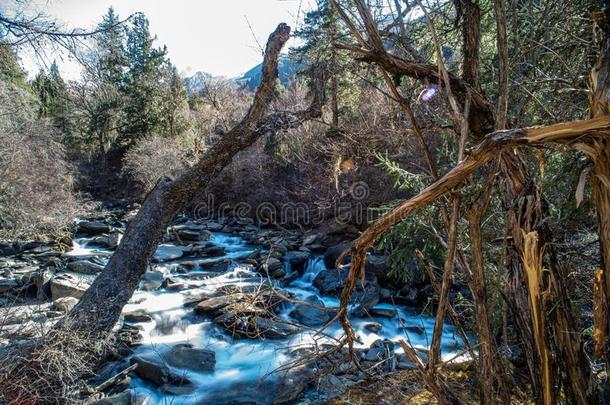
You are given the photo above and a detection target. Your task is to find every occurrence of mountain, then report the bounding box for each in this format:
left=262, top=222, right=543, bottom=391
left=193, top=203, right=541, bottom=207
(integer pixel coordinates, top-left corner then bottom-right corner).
left=182, top=71, right=215, bottom=97
left=183, top=56, right=303, bottom=96
left=235, top=56, right=302, bottom=90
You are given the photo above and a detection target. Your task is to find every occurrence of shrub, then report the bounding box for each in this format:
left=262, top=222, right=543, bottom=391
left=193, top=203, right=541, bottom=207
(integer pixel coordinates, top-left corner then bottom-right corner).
left=0, top=81, right=80, bottom=240
left=121, top=135, right=190, bottom=193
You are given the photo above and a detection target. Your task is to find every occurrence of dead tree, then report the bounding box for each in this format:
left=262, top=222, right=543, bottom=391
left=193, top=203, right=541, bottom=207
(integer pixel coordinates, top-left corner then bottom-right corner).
left=329, top=1, right=600, bottom=403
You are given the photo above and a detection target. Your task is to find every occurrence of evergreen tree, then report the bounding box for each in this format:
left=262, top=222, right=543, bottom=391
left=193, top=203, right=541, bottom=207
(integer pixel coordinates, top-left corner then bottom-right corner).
left=292, top=0, right=357, bottom=126
left=161, top=64, right=190, bottom=138
left=95, top=7, right=128, bottom=85
left=32, top=62, right=74, bottom=140
left=121, top=13, right=168, bottom=145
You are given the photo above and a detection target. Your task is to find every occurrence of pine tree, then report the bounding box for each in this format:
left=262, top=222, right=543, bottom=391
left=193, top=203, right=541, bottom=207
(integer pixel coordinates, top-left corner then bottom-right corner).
left=32, top=62, right=74, bottom=140
left=95, top=7, right=128, bottom=85
left=292, top=0, right=357, bottom=126
left=121, top=13, right=168, bottom=145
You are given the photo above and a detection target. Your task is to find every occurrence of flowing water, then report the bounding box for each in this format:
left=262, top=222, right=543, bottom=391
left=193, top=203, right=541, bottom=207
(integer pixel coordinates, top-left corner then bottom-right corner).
left=71, top=231, right=468, bottom=404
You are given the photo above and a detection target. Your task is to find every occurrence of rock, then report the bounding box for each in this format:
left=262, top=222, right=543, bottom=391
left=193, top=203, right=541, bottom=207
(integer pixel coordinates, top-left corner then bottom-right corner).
left=202, top=245, right=225, bottom=257
left=164, top=344, right=215, bottom=372
left=260, top=258, right=285, bottom=279
left=177, top=228, right=211, bottom=242
left=0, top=243, right=16, bottom=257
left=0, top=278, right=19, bottom=295
left=30, top=269, right=52, bottom=300
left=285, top=251, right=310, bottom=272
left=379, top=288, right=393, bottom=301
left=273, top=366, right=314, bottom=404
left=194, top=294, right=246, bottom=316
left=182, top=289, right=218, bottom=307
left=252, top=317, right=301, bottom=339
left=364, top=255, right=393, bottom=287
left=67, top=260, right=104, bottom=274
left=153, top=245, right=184, bottom=262
left=88, top=390, right=131, bottom=405
left=395, top=286, right=419, bottom=306
left=369, top=307, right=397, bottom=318
left=313, top=268, right=380, bottom=307
left=322, top=242, right=352, bottom=269
left=403, top=325, right=425, bottom=335
left=130, top=354, right=191, bottom=387
left=364, top=339, right=395, bottom=363
left=124, top=309, right=153, bottom=323
left=77, top=221, right=111, bottom=235
left=317, top=374, right=349, bottom=398
left=289, top=295, right=332, bottom=326
left=51, top=296, right=79, bottom=312
left=363, top=322, right=383, bottom=333
left=50, top=274, right=90, bottom=299
left=139, top=270, right=165, bottom=291
left=200, top=259, right=231, bottom=272
left=205, top=221, right=224, bottom=231
left=91, top=232, right=120, bottom=249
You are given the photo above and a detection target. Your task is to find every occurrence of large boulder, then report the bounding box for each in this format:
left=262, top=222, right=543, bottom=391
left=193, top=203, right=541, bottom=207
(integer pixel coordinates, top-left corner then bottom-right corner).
left=289, top=295, right=333, bottom=326
left=260, top=257, right=285, bottom=279
left=322, top=242, right=351, bottom=269
left=313, top=268, right=380, bottom=308
left=164, top=344, right=215, bottom=372
left=50, top=274, right=90, bottom=300
left=285, top=251, right=310, bottom=272
left=153, top=245, right=184, bottom=262
left=130, top=354, right=191, bottom=387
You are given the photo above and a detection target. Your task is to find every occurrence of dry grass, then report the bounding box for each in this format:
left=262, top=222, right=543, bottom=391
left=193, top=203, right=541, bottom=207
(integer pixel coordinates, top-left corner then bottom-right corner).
left=328, top=363, right=532, bottom=405
left=0, top=325, right=114, bottom=405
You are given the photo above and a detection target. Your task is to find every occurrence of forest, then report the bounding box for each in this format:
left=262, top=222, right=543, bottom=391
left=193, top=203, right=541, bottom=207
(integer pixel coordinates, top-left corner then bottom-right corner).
left=0, top=0, right=608, bottom=404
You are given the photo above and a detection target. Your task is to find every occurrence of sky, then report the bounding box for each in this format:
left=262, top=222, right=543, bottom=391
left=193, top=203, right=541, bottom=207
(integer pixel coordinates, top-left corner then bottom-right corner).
left=15, top=0, right=313, bottom=80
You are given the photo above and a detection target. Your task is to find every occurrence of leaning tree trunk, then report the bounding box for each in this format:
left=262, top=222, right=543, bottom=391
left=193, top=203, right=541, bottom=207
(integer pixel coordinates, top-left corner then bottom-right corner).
left=58, top=23, right=324, bottom=334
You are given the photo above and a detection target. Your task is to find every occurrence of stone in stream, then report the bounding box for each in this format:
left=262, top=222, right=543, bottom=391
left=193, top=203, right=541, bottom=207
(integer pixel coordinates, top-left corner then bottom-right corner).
left=67, top=259, right=104, bottom=274
left=201, top=245, right=225, bottom=257
left=90, top=232, right=120, bottom=249
left=50, top=273, right=91, bottom=299
left=0, top=278, right=19, bottom=295
left=194, top=293, right=248, bottom=316
left=77, top=220, right=111, bottom=235
left=313, top=268, right=380, bottom=308
left=204, top=221, right=224, bottom=231
left=199, top=258, right=231, bottom=272
left=363, top=322, right=383, bottom=333
left=289, top=295, right=333, bottom=326
left=175, top=228, right=211, bottom=242
left=322, top=242, right=352, bottom=269
left=130, top=354, right=193, bottom=387
left=164, top=344, right=215, bottom=372
left=153, top=245, right=185, bottom=262
left=139, top=269, right=165, bottom=291
left=0, top=243, right=17, bottom=257
left=285, top=251, right=310, bottom=272
left=123, top=308, right=153, bottom=323
left=259, top=257, right=285, bottom=279
left=50, top=296, right=79, bottom=312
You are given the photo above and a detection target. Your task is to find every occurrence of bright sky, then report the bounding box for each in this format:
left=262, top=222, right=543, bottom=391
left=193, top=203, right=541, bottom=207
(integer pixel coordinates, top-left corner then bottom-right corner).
left=16, top=0, right=312, bottom=80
